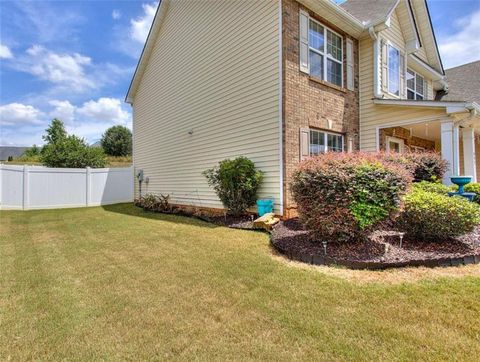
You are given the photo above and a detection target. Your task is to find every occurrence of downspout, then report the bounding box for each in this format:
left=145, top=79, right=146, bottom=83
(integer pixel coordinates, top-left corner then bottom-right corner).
left=369, top=27, right=382, bottom=98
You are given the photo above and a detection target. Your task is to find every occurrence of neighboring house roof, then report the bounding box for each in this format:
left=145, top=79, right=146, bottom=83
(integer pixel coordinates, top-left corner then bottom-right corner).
left=340, top=0, right=398, bottom=26
left=0, top=146, right=28, bottom=161
left=436, top=61, right=480, bottom=104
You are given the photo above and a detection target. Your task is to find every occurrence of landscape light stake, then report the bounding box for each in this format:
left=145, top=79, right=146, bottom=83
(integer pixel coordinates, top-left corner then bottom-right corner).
left=399, top=232, right=405, bottom=248
left=322, top=241, right=327, bottom=256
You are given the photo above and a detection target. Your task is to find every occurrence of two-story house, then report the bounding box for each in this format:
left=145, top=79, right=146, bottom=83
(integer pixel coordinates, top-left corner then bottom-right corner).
left=126, top=0, right=480, bottom=218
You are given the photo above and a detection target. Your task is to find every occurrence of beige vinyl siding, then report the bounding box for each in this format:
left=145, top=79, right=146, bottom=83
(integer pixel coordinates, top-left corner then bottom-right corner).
left=358, top=31, right=445, bottom=150
left=133, top=0, right=281, bottom=212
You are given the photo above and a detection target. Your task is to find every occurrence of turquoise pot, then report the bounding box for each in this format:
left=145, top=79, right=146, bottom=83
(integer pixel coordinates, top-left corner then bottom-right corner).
left=451, top=176, right=472, bottom=194
left=256, top=199, right=274, bottom=217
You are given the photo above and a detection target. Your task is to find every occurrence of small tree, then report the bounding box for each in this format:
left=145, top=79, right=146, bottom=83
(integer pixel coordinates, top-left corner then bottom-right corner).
left=24, top=144, right=41, bottom=157
left=42, top=118, right=67, bottom=145
left=40, top=119, right=107, bottom=168
left=203, top=157, right=263, bottom=216
left=101, top=125, right=132, bottom=156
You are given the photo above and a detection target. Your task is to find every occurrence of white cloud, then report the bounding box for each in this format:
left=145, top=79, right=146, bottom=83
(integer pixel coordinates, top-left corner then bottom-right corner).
left=77, top=97, right=130, bottom=124
left=438, top=10, right=480, bottom=69
left=0, top=44, right=13, bottom=59
left=0, top=103, right=44, bottom=126
left=49, top=100, right=76, bottom=124
left=22, top=45, right=95, bottom=92
left=112, top=9, right=121, bottom=20
left=130, top=2, right=157, bottom=43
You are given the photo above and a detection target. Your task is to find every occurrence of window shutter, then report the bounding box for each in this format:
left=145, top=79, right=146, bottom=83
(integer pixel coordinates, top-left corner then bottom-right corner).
left=381, top=40, right=388, bottom=93
left=299, top=10, right=309, bottom=74
left=299, top=128, right=310, bottom=161
left=399, top=52, right=406, bottom=98
left=424, top=81, right=428, bottom=100
left=346, top=38, right=354, bottom=90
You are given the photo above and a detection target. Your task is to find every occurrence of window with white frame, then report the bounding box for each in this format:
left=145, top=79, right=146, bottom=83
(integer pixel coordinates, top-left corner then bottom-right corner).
left=388, top=45, right=400, bottom=96
left=309, top=129, right=344, bottom=155
left=308, top=19, right=343, bottom=87
left=407, top=69, right=425, bottom=100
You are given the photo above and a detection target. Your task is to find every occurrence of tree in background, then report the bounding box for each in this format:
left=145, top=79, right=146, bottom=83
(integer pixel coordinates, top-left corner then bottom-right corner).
left=40, top=119, right=107, bottom=168
left=100, top=126, right=132, bottom=157
left=23, top=144, right=41, bottom=157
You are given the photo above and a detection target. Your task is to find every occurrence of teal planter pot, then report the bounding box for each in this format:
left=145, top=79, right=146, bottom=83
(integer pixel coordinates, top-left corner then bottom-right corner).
left=256, top=198, right=274, bottom=217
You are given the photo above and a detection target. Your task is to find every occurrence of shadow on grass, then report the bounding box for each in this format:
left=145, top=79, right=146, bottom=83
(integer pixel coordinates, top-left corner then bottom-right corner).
left=101, top=203, right=219, bottom=229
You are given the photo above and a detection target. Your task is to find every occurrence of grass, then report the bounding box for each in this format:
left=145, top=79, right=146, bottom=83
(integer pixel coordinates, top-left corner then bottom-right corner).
left=1, top=204, right=480, bottom=360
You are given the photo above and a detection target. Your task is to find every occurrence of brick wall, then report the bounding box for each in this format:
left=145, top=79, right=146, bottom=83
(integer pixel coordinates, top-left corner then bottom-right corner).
left=379, top=127, right=436, bottom=151
left=282, top=0, right=360, bottom=218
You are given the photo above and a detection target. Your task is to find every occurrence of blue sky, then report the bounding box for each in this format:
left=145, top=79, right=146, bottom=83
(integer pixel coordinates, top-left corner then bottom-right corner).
left=1, top=0, right=479, bottom=147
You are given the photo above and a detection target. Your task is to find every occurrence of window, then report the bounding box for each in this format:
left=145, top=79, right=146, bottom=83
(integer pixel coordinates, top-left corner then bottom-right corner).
left=308, top=19, right=343, bottom=87
left=310, top=130, right=344, bottom=155
left=388, top=45, right=400, bottom=96
left=407, top=69, right=425, bottom=100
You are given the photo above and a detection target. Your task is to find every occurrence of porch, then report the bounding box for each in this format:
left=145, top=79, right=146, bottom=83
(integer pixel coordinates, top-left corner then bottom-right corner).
left=378, top=120, right=480, bottom=183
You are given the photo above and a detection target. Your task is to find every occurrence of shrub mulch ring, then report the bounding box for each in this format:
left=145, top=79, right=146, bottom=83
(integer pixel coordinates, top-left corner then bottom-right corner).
left=271, top=219, right=480, bottom=270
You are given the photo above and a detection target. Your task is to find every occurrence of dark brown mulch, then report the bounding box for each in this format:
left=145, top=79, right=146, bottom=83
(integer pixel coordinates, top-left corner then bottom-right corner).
left=272, top=218, right=480, bottom=264
left=208, top=215, right=255, bottom=229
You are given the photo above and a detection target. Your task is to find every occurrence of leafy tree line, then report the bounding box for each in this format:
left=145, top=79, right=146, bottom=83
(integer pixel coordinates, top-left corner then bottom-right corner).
left=20, top=119, right=132, bottom=168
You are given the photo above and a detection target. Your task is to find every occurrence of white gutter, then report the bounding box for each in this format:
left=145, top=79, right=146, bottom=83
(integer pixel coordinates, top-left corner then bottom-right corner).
left=368, top=27, right=383, bottom=99
left=408, top=54, right=448, bottom=92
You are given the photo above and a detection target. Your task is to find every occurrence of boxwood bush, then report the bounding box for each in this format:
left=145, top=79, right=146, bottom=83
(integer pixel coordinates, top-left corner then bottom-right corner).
left=413, top=181, right=456, bottom=195
left=291, top=152, right=412, bottom=243
left=398, top=188, right=480, bottom=240
left=203, top=157, right=263, bottom=216
left=465, top=183, right=480, bottom=204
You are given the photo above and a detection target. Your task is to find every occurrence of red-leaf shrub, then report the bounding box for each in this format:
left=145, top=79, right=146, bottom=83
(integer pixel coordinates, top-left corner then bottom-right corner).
left=291, top=152, right=412, bottom=243
left=384, top=151, right=448, bottom=182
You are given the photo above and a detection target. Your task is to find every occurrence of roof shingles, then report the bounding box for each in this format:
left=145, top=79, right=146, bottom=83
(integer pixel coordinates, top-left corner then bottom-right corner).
left=436, top=61, right=480, bottom=104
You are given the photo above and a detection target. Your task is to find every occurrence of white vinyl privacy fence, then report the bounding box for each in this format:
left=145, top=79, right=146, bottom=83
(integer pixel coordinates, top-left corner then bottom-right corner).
left=0, top=164, right=134, bottom=210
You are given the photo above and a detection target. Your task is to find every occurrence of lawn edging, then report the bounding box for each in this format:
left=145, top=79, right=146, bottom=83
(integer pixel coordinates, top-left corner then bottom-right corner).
left=270, top=235, right=480, bottom=270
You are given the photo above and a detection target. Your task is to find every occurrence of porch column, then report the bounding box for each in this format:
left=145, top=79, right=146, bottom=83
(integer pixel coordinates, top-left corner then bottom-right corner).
left=462, top=127, right=477, bottom=182
left=441, top=121, right=460, bottom=184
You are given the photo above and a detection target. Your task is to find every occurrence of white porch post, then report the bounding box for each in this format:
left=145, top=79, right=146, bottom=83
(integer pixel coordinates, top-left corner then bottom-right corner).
left=441, top=121, right=460, bottom=184
left=462, top=128, right=477, bottom=182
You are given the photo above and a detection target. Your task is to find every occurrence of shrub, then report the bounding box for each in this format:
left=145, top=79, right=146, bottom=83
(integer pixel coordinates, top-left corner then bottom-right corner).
left=291, top=152, right=412, bottom=243
left=465, top=183, right=480, bottom=204
left=398, top=188, right=480, bottom=240
left=41, top=135, right=107, bottom=168
left=134, top=193, right=171, bottom=212
left=413, top=181, right=456, bottom=195
left=203, top=157, right=263, bottom=216
left=384, top=151, right=447, bottom=182
left=101, top=126, right=132, bottom=157
left=40, top=119, right=107, bottom=168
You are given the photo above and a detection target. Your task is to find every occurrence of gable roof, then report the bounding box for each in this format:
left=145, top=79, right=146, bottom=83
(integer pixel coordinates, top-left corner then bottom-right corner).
left=340, top=0, right=398, bottom=26
left=436, top=61, right=480, bottom=104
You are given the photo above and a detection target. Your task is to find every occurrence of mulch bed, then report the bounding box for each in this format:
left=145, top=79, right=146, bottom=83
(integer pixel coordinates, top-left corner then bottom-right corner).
left=271, top=219, right=480, bottom=269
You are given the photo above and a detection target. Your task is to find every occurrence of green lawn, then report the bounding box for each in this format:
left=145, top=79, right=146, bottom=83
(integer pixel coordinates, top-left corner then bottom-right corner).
left=1, top=204, right=479, bottom=360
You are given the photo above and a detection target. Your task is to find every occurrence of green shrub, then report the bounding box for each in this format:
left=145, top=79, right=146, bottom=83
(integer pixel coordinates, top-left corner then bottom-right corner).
left=203, top=157, right=263, bottom=216
left=291, top=152, right=412, bottom=243
left=40, top=119, right=107, bottom=168
left=134, top=193, right=171, bottom=212
left=398, top=189, right=480, bottom=240
left=413, top=181, right=456, bottom=195
left=464, top=183, right=480, bottom=204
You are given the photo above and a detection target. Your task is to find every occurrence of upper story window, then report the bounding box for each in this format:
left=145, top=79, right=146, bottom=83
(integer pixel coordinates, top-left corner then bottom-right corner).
left=308, top=19, right=343, bottom=87
left=407, top=69, right=425, bottom=100
left=388, top=45, right=400, bottom=96
left=309, top=129, right=344, bottom=155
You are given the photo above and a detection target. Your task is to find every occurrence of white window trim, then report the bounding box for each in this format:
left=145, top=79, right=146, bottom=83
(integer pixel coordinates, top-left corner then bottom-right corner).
left=386, top=136, right=405, bottom=153
left=387, top=43, right=401, bottom=98
left=308, top=17, right=344, bottom=88
left=309, top=129, right=345, bottom=154
left=407, top=68, right=425, bottom=100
